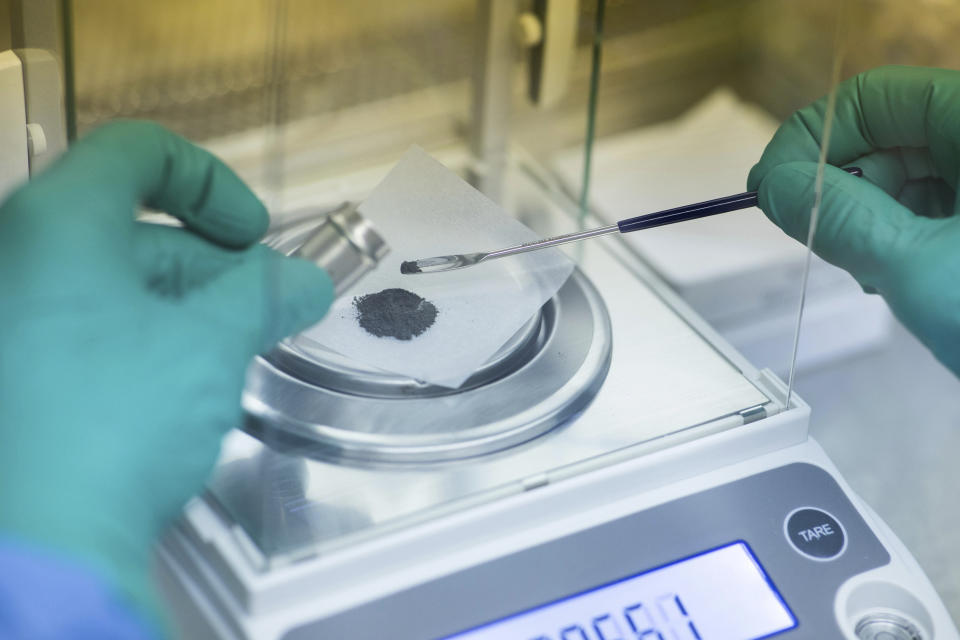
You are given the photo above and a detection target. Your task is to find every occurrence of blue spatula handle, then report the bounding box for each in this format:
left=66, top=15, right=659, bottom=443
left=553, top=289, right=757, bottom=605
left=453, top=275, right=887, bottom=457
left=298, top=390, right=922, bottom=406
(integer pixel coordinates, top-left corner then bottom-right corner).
left=616, top=166, right=863, bottom=234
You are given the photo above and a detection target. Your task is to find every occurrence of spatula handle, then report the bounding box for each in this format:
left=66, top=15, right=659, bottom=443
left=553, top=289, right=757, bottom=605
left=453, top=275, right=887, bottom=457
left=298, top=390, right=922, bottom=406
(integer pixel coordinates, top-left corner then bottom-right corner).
left=617, top=166, right=863, bottom=234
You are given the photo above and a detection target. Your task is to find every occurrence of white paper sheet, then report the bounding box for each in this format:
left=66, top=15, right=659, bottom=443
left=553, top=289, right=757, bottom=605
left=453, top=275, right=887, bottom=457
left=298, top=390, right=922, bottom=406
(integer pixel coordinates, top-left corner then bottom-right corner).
left=296, top=146, right=574, bottom=388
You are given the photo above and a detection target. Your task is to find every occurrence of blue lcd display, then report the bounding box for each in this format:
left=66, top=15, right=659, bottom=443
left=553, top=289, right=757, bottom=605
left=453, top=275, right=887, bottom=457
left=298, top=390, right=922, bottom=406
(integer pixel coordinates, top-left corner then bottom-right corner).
left=441, top=541, right=796, bottom=640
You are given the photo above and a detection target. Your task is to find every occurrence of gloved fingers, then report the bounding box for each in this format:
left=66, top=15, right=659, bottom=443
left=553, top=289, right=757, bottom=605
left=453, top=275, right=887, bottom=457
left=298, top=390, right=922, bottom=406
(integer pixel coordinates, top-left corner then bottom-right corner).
left=848, top=148, right=954, bottom=218
left=848, top=148, right=934, bottom=197
left=757, top=161, right=924, bottom=290
left=27, top=120, right=268, bottom=249
left=897, top=178, right=956, bottom=219
left=897, top=146, right=940, bottom=181
left=133, top=223, right=248, bottom=297
left=185, top=244, right=334, bottom=357
left=749, top=66, right=960, bottom=191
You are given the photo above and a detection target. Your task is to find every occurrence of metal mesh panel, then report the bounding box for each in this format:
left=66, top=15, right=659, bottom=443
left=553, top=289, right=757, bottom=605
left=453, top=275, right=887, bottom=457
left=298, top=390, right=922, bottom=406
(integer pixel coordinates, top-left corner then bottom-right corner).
left=67, top=0, right=960, bottom=143
left=67, top=1, right=738, bottom=142
left=70, top=0, right=474, bottom=140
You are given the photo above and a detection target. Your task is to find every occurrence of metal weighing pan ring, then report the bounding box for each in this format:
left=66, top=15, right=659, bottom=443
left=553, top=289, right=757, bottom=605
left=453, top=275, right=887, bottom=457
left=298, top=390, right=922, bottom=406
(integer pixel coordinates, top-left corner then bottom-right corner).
left=242, top=268, right=612, bottom=464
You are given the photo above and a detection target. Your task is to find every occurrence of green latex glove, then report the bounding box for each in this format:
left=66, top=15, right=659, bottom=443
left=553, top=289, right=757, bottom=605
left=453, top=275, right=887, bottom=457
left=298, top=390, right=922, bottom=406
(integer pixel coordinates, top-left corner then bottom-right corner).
left=0, top=122, right=334, bottom=623
left=748, top=65, right=960, bottom=376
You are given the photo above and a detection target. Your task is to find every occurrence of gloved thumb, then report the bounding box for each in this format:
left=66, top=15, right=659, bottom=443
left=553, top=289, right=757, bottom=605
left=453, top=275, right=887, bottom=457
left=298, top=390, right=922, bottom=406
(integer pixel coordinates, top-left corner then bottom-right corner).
left=188, top=244, right=335, bottom=358
left=756, top=161, right=922, bottom=293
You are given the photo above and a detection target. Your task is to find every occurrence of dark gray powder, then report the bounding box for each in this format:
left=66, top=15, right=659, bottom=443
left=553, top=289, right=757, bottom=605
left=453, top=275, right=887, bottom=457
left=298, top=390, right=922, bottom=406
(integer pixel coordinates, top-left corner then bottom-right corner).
left=353, top=288, right=438, bottom=340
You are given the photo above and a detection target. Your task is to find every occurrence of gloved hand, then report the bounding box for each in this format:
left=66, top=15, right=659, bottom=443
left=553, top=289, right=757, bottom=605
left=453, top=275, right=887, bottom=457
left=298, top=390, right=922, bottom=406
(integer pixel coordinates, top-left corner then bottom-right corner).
left=748, top=65, right=960, bottom=377
left=0, top=122, right=334, bottom=625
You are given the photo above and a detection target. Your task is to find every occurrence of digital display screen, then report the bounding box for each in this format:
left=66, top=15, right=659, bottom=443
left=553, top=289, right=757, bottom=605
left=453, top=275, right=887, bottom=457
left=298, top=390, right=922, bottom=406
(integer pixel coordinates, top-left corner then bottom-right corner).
left=442, top=541, right=796, bottom=640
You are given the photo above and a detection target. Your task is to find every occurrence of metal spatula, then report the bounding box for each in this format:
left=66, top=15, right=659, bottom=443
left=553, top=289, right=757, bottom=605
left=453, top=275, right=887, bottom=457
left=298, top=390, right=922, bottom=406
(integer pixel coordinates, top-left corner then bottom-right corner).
left=400, top=167, right=862, bottom=275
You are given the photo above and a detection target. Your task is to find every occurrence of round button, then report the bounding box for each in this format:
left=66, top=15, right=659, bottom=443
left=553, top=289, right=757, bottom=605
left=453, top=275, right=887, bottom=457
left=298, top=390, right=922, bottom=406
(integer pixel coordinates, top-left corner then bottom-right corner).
left=855, top=612, right=923, bottom=640
left=784, top=507, right=846, bottom=561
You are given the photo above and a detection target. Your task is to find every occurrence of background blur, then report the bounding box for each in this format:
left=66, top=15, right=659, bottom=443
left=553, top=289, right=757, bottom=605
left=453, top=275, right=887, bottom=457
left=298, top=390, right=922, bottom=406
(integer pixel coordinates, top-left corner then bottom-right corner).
left=66, top=0, right=960, bottom=140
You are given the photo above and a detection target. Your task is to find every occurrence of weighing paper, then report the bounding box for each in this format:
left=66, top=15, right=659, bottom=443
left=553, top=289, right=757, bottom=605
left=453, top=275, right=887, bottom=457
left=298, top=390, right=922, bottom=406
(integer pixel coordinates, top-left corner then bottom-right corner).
left=297, top=147, right=574, bottom=388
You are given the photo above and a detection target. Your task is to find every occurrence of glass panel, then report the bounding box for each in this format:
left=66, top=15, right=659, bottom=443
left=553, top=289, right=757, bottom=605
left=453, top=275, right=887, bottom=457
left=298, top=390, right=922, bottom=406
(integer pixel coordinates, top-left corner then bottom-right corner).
left=57, top=1, right=768, bottom=564
left=55, top=0, right=957, bottom=564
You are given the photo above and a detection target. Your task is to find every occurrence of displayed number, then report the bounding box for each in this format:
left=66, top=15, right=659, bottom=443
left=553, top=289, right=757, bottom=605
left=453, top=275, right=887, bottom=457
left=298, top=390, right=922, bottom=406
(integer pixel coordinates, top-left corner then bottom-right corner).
left=655, top=594, right=701, bottom=640
left=592, top=613, right=625, bottom=640
left=560, top=625, right=589, bottom=640
left=529, top=593, right=700, bottom=640
left=624, top=604, right=665, bottom=640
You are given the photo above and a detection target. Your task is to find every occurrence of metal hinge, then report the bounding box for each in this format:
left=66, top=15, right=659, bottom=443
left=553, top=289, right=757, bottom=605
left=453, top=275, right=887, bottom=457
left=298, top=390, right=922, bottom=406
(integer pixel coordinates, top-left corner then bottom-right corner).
left=739, top=404, right=767, bottom=425
left=522, top=473, right=550, bottom=491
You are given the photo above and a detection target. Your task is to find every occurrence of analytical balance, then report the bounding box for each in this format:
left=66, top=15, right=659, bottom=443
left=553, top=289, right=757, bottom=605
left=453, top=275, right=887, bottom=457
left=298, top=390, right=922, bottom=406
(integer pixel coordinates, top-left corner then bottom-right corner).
left=154, top=156, right=959, bottom=640
left=0, top=2, right=954, bottom=637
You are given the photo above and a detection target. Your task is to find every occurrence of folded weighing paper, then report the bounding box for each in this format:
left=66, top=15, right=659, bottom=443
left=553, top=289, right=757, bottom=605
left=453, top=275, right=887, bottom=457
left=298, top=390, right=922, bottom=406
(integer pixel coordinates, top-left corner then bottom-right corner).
left=296, top=146, right=575, bottom=388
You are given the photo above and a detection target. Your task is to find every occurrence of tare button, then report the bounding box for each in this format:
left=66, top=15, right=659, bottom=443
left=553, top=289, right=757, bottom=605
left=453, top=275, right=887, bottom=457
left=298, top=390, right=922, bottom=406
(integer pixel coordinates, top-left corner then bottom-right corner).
left=784, top=507, right=847, bottom=561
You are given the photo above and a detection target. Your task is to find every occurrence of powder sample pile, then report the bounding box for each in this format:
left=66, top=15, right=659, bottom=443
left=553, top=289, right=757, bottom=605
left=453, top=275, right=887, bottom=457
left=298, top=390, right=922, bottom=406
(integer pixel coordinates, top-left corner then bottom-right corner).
left=353, top=288, right=438, bottom=341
